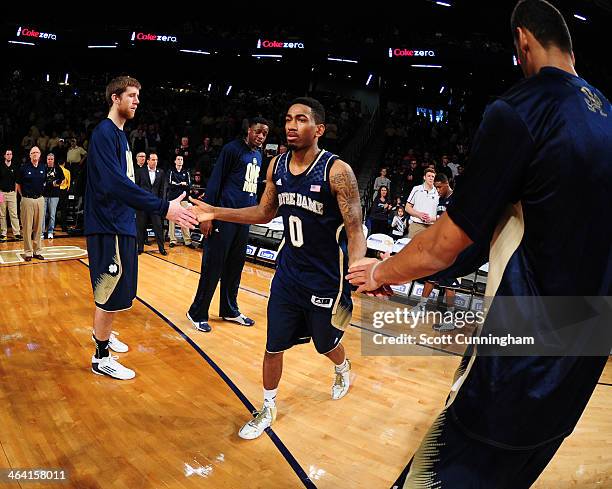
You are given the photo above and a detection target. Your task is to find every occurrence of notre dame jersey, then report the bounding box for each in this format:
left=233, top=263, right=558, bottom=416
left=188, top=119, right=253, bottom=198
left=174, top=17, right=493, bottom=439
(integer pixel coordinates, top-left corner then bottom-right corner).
left=271, top=149, right=352, bottom=328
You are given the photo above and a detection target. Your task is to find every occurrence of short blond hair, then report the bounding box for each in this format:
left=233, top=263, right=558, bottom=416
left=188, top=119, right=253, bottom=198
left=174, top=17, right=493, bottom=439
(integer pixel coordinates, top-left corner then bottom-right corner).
left=105, top=76, right=141, bottom=107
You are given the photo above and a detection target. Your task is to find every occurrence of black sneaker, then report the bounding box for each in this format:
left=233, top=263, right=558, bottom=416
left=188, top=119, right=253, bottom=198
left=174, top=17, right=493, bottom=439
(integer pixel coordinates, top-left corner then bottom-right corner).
left=14, top=235, right=22, bottom=241
left=0, top=235, right=7, bottom=242
left=169, top=242, right=176, bottom=248
left=186, top=312, right=212, bottom=332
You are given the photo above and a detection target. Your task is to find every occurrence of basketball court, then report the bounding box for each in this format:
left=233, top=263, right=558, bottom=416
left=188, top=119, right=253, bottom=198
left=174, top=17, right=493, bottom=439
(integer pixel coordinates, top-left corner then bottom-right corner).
left=1, top=237, right=609, bottom=488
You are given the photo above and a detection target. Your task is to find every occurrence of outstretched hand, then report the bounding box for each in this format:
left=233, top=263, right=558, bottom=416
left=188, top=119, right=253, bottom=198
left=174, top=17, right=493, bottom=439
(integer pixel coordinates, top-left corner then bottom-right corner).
left=166, top=192, right=198, bottom=229
left=189, top=197, right=215, bottom=223
left=348, top=255, right=394, bottom=296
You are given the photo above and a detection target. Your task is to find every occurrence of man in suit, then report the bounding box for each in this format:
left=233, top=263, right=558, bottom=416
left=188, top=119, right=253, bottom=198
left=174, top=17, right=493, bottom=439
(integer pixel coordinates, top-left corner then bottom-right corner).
left=135, top=152, right=167, bottom=255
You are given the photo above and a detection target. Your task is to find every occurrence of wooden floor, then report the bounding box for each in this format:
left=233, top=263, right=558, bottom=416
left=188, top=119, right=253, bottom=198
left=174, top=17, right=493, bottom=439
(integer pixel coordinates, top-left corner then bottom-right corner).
left=0, top=237, right=610, bottom=488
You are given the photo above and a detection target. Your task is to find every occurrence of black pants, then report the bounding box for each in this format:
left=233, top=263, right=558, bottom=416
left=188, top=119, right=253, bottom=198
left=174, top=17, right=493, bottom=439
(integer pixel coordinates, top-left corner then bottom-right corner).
left=57, top=190, right=68, bottom=230
left=188, top=221, right=249, bottom=321
left=137, top=210, right=164, bottom=252
left=370, top=218, right=389, bottom=236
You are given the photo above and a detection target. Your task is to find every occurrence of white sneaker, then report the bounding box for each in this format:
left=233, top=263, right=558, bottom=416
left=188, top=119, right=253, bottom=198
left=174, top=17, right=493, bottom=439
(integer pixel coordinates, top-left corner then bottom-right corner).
left=238, top=405, right=277, bottom=440
left=108, top=331, right=129, bottom=353
left=91, top=354, right=135, bottom=380
left=332, top=359, right=351, bottom=400
left=433, top=314, right=461, bottom=332
left=48, top=232, right=53, bottom=239
left=407, top=302, right=427, bottom=324
left=223, top=314, right=255, bottom=327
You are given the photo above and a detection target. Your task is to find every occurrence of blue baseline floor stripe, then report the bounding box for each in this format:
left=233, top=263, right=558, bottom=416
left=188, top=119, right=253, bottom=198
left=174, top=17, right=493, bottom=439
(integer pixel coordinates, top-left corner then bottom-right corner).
left=77, top=259, right=316, bottom=489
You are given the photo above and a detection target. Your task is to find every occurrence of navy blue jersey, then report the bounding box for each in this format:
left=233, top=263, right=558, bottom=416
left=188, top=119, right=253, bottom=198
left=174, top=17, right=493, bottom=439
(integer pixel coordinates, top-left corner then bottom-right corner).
left=204, top=139, right=262, bottom=209
left=446, top=67, right=612, bottom=447
left=436, top=192, right=453, bottom=217
left=271, top=150, right=352, bottom=317
left=85, top=119, right=169, bottom=237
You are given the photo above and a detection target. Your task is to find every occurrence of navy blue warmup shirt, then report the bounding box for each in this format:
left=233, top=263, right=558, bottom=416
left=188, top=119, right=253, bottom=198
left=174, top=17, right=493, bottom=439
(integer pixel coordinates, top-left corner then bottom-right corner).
left=85, top=119, right=169, bottom=236
left=203, top=139, right=262, bottom=209
left=446, top=67, right=612, bottom=448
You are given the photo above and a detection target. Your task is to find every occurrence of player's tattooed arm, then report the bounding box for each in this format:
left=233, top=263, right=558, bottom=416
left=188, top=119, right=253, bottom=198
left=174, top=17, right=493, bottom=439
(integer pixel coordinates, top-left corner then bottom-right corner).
left=190, top=156, right=279, bottom=225
left=259, top=161, right=280, bottom=221
left=330, top=160, right=367, bottom=266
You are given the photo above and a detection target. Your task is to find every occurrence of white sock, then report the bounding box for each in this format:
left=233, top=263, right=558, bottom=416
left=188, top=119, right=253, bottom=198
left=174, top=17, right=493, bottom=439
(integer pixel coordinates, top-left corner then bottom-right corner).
left=448, top=306, right=455, bottom=313
left=419, top=297, right=428, bottom=305
left=263, top=388, right=277, bottom=407
left=335, top=358, right=349, bottom=373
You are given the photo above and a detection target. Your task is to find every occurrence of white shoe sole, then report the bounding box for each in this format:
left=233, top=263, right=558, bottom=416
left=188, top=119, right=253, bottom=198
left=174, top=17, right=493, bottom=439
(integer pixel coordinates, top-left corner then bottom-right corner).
left=91, top=354, right=136, bottom=380
left=91, top=366, right=135, bottom=380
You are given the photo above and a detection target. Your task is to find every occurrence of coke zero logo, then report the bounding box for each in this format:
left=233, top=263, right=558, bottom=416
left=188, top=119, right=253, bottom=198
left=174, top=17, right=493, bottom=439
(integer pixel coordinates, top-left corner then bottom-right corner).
left=131, top=32, right=178, bottom=43
left=389, top=48, right=436, bottom=58
left=17, top=26, right=57, bottom=40
left=257, top=39, right=305, bottom=49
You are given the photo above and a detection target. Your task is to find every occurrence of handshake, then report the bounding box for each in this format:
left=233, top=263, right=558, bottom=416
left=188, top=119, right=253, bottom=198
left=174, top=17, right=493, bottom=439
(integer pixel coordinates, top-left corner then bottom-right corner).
left=165, top=193, right=215, bottom=229
left=167, top=194, right=394, bottom=296
left=347, top=254, right=394, bottom=296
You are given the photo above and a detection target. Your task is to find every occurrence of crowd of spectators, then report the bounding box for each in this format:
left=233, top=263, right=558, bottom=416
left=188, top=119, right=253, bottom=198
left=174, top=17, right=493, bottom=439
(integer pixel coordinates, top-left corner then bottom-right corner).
left=0, top=73, right=364, bottom=238
left=366, top=101, right=473, bottom=238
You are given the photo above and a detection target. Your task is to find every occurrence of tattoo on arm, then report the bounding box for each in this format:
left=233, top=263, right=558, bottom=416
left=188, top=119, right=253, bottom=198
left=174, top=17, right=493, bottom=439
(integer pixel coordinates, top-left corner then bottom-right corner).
left=260, top=180, right=279, bottom=221
left=331, top=167, right=362, bottom=228
left=331, top=164, right=366, bottom=263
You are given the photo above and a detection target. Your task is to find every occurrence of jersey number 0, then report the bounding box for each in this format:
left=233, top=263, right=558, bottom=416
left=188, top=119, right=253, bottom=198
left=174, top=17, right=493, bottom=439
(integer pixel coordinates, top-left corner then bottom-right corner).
left=288, top=215, right=304, bottom=247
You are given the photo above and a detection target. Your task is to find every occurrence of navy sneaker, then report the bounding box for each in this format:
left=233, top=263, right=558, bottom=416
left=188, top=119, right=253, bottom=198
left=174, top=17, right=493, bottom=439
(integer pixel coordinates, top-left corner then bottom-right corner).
left=223, top=314, right=255, bottom=327
left=186, top=312, right=211, bottom=332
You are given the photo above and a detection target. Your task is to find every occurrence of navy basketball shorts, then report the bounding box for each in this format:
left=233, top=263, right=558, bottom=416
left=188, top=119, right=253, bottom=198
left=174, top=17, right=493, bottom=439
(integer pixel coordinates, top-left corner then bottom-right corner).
left=266, top=290, right=352, bottom=354
left=432, top=276, right=460, bottom=288
left=425, top=270, right=460, bottom=289
left=87, top=234, right=138, bottom=312
left=392, top=409, right=564, bottom=489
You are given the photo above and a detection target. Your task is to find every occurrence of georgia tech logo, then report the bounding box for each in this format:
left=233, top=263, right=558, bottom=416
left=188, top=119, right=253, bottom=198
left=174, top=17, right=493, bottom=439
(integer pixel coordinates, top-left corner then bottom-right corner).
left=581, top=87, right=608, bottom=117
left=108, top=263, right=119, bottom=276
